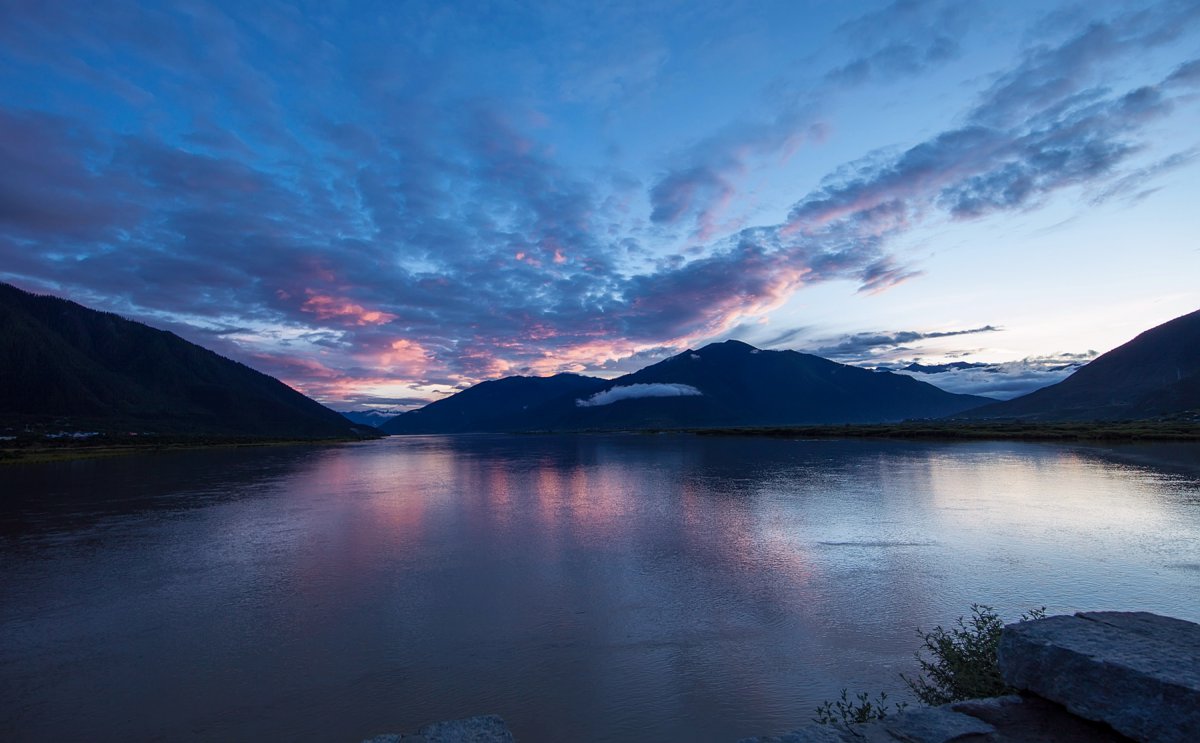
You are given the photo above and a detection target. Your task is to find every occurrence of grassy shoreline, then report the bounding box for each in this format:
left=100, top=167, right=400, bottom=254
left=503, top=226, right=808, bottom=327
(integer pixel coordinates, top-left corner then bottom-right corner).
left=7, top=421, right=1197, bottom=464
left=0, top=434, right=378, bottom=465
left=680, top=420, right=1200, bottom=441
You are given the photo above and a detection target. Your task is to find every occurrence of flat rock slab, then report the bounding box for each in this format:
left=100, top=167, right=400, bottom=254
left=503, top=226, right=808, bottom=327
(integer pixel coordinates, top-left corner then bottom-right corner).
left=997, top=611, right=1200, bottom=743
left=738, top=695, right=1140, bottom=743
left=880, top=706, right=994, bottom=742
left=362, top=714, right=515, bottom=743
left=952, top=694, right=1131, bottom=743
left=739, top=706, right=994, bottom=743
left=736, top=723, right=852, bottom=742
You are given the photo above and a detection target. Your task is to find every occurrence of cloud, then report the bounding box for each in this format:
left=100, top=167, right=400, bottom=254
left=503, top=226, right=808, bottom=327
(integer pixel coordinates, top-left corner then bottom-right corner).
left=1166, top=58, right=1200, bottom=87
left=576, top=383, right=703, bottom=407
left=646, top=0, right=978, bottom=239
left=890, top=353, right=1097, bottom=399
left=969, top=9, right=1200, bottom=129
left=0, top=109, right=139, bottom=236
left=1089, top=148, right=1199, bottom=205
left=301, top=292, right=398, bottom=326
left=826, top=0, right=972, bottom=85
left=718, top=324, right=1093, bottom=400
left=783, top=82, right=1172, bottom=234
left=790, top=324, right=1096, bottom=400
left=646, top=110, right=819, bottom=237
left=856, top=258, right=923, bottom=294
left=649, top=165, right=734, bottom=227
left=0, top=1, right=1196, bottom=407
left=809, top=325, right=1002, bottom=360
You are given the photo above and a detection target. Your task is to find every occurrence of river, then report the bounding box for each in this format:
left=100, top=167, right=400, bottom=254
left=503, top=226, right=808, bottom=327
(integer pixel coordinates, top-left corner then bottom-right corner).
left=2, top=435, right=1198, bottom=741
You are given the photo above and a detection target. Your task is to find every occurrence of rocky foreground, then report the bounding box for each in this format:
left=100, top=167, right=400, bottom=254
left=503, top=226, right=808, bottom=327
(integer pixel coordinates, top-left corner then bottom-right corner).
left=362, top=715, right=514, bottom=743
left=361, top=611, right=1199, bottom=743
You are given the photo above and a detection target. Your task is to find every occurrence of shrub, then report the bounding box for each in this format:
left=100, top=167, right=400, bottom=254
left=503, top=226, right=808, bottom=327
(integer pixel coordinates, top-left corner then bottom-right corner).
left=814, top=604, right=1047, bottom=732
left=812, top=689, right=906, bottom=737
left=901, top=604, right=1046, bottom=705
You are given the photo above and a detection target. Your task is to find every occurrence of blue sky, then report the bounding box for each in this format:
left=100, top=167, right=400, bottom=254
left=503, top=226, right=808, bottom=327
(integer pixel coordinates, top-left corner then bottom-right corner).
left=2, top=0, right=1198, bottom=408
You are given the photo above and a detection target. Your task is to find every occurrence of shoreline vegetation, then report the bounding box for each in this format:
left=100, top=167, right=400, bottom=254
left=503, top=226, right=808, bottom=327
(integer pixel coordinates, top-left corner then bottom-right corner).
left=4, top=420, right=1197, bottom=465
left=681, top=420, right=1200, bottom=442
left=0, top=434, right=376, bottom=465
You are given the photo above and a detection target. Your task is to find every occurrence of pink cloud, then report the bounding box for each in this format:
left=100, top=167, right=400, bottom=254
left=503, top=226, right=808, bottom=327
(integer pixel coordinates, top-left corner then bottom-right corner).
left=301, top=290, right=397, bottom=326
left=374, top=338, right=430, bottom=376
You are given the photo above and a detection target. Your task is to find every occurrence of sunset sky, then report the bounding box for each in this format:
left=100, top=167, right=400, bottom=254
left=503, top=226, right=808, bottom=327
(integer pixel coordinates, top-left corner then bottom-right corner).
left=2, top=0, right=1198, bottom=409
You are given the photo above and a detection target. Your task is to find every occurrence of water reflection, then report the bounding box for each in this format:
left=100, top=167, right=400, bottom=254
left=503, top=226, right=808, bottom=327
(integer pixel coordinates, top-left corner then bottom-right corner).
left=1, top=436, right=1198, bottom=742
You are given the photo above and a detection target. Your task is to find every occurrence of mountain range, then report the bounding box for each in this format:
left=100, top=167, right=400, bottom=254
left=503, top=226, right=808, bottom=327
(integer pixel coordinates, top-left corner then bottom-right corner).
left=3, top=280, right=1196, bottom=438
left=0, top=282, right=373, bottom=439
left=382, top=340, right=992, bottom=433
left=384, top=309, right=1200, bottom=433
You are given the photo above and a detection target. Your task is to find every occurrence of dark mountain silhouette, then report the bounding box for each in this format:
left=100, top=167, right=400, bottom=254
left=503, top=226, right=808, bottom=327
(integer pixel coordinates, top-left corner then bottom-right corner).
left=962, top=308, right=1200, bottom=421
left=382, top=373, right=607, bottom=434
left=0, top=282, right=374, bottom=438
left=902, top=361, right=990, bottom=374
left=382, top=339, right=990, bottom=434
left=339, top=409, right=400, bottom=427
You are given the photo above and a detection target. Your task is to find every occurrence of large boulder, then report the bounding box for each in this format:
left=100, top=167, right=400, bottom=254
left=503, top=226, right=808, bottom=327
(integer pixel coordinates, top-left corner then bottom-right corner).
left=737, top=696, right=1133, bottom=743
left=997, top=611, right=1200, bottom=743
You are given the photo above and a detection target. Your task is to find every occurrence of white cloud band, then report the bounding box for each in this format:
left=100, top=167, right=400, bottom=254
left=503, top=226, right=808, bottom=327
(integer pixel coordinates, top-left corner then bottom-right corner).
left=576, top=383, right=703, bottom=407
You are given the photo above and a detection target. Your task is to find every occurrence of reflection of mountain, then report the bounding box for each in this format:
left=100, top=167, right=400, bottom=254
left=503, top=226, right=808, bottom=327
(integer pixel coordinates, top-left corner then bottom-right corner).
left=0, top=282, right=374, bottom=438
left=383, top=340, right=989, bottom=434
left=963, top=308, right=1200, bottom=421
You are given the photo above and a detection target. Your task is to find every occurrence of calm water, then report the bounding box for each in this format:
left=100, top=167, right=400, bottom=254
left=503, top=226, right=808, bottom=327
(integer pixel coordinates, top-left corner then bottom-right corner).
left=2, top=435, right=1199, bottom=742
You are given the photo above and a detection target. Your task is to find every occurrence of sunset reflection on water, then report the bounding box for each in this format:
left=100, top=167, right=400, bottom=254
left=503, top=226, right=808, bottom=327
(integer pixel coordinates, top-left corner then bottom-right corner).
left=2, top=436, right=1198, bottom=742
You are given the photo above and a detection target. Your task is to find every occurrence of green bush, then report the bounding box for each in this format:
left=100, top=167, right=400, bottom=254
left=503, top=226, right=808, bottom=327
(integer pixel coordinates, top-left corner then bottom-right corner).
left=815, top=604, right=1046, bottom=732
left=902, top=604, right=1046, bottom=705
left=812, top=689, right=906, bottom=737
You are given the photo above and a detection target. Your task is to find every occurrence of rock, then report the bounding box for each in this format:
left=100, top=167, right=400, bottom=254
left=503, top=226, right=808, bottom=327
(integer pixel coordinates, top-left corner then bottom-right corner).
left=951, top=695, right=1131, bottom=742
left=997, top=611, right=1200, bottom=743
left=736, top=723, right=853, bottom=742
left=361, top=715, right=514, bottom=743
left=881, top=706, right=995, bottom=742
left=417, top=715, right=515, bottom=742
left=737, top=706, right=994, bottom=743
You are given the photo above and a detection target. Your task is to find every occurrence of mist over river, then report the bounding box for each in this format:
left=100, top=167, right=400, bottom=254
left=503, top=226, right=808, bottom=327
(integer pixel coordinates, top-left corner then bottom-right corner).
left=2, top=435, right=1199, bottom=742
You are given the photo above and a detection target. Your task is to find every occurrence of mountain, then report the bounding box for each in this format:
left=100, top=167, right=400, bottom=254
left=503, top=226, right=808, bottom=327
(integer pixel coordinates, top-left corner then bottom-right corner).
left=962, top=308, right=1200, bottom=421
left=0, top=282, right=375, bottom=439
left=902, top=361, right=990, bottom=374
left=551, top=340, right=991, bottom=429
left=339, top=409, right=401, bottom=427
left=382, top=340, right=991, bottom=434
left=382, top=373, right=607, bottom=434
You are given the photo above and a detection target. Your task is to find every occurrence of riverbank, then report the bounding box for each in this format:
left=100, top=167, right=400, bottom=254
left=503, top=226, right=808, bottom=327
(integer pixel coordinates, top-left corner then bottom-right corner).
left=0, top=433, right=380, bottom=465
left=681, top=420, right=1200, bottom=442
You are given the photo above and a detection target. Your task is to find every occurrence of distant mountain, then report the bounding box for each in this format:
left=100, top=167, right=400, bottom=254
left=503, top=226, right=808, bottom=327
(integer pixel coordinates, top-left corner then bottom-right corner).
left=962, top=308, right=1200, bottom=421
left=382, top=374, right=607, bottom=434
left=902, top=361, right=990, bottom=374
left=382, top=340, right=991, bottom=434
left=339, top=409, right=400, bottom=427
left=0, top=282, right=375, bottom=439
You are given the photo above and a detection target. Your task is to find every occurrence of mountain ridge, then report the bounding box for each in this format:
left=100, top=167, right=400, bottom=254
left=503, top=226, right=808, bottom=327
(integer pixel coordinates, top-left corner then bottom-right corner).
left=961, top=308, right=1200, bottom=421
left=0, top=282, right=375, bottom=439
left=382, top=339, right=992, bottom=434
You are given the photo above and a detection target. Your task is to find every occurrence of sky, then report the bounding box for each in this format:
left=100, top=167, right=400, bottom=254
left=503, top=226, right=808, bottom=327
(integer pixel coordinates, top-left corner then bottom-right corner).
left=1, top=0, right=1198, bottom=409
